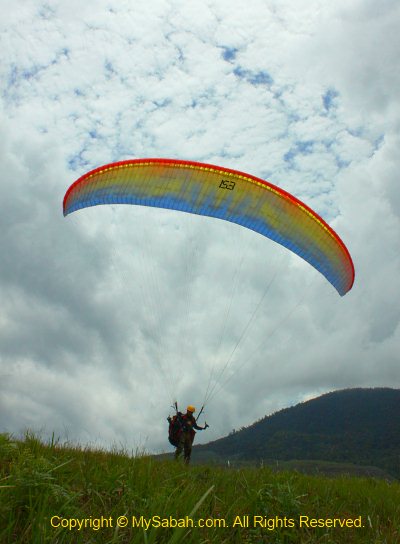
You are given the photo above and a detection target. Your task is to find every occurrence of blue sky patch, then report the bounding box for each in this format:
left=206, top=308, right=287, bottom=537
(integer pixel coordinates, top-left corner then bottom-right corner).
left=220, top=46, right=238, bottom=62
left=284, top=140, right=315, bottom=164
left=322, top=88, right=339, bottom=112
left=233, top=66, right=273, bottom=86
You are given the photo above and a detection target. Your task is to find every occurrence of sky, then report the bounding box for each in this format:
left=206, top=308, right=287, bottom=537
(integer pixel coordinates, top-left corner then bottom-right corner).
left=1, top=0, right=399, bottom=454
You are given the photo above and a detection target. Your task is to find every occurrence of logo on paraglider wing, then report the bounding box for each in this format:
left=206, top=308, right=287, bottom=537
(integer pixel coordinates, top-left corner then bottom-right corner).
left=219, top=179, right=236, bottom=190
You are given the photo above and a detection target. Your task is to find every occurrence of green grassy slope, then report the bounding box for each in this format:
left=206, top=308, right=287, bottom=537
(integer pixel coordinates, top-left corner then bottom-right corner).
left=1, top=432, right=399, bottom=543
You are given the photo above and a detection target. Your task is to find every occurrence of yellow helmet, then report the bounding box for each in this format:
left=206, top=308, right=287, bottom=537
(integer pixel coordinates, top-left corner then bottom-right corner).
left=187, top=405, right=196, bottom=413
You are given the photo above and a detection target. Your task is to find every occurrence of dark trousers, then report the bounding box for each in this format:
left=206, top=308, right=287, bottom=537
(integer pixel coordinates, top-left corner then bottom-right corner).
left=175, top=432, right=193, bottom=464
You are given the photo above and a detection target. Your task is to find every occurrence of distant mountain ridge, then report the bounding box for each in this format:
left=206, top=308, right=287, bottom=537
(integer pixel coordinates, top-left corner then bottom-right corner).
left=194, top=388, right=400, bottom=478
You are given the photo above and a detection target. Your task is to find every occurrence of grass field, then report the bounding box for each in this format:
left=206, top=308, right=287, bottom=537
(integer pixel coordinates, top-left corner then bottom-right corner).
left=1, top=432, right=399, bottom=543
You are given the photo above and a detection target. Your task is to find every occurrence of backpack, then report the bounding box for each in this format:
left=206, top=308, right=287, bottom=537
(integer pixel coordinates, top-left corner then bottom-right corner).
left=168, top=414, right=183, bottom=447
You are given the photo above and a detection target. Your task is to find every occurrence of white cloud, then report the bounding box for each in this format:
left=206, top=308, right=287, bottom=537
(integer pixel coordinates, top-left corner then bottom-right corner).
left=0, top=0, right=399, bottom=452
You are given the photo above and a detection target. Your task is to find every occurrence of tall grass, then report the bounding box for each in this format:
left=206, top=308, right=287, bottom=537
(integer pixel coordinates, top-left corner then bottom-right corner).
left=0, top=432, right=399, bottom=543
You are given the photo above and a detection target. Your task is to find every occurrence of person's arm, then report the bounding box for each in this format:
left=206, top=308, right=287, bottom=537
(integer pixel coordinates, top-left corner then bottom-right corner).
left=193, top=420, right=209, bottom=431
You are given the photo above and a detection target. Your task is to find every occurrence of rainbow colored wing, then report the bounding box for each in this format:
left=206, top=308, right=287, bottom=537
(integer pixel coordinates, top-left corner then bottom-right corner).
left=63, top=158, right=354, bottom=295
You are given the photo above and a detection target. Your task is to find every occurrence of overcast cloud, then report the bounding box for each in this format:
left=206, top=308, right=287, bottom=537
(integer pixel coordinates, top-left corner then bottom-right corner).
left=1, top=0, right=399, bottom=453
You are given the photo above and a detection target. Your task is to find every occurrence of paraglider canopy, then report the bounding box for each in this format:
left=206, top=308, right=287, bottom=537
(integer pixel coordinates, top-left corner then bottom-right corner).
left=63, top=158, right=354, bottom=295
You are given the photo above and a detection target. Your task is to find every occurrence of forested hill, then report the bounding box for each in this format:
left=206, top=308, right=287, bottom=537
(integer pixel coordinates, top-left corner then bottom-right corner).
left=195, top=388, right=400, bottom=477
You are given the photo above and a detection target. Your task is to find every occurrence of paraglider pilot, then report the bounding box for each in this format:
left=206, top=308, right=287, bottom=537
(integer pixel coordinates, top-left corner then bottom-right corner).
left=168, top=405, right=208, bottom=464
